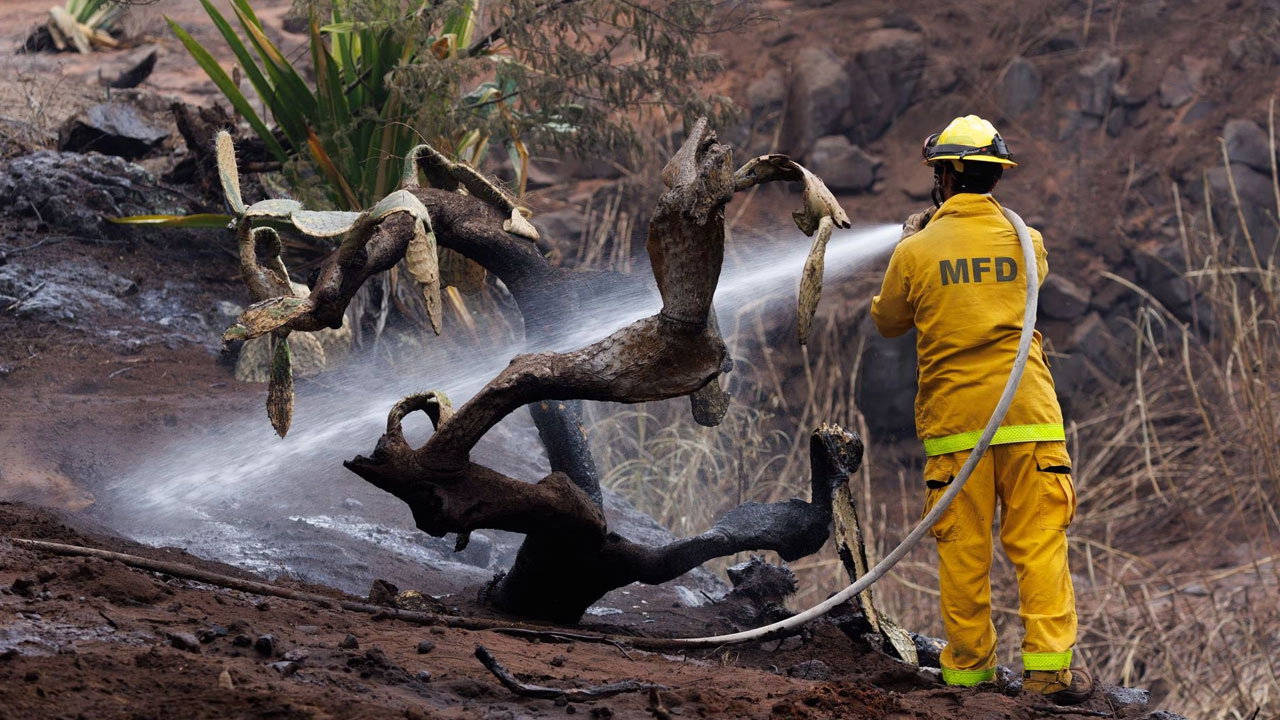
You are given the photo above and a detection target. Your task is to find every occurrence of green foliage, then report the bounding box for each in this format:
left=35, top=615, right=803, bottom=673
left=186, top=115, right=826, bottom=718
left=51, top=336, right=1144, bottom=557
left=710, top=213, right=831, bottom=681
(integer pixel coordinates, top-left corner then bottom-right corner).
left=169, top=0, right=519, bottom=210
left=169, top=0, right=742, bottom=211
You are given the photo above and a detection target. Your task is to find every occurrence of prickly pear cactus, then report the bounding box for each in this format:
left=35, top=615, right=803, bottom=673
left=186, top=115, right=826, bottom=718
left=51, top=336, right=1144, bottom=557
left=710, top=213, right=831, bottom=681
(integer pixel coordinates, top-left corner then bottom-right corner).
left=214, top=130, right=542, bottom=436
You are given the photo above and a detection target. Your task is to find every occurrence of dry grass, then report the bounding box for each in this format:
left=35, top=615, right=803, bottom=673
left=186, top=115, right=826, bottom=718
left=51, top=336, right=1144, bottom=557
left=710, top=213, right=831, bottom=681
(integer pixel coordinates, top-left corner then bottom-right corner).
left=584, top=114, right=1280, bottom=717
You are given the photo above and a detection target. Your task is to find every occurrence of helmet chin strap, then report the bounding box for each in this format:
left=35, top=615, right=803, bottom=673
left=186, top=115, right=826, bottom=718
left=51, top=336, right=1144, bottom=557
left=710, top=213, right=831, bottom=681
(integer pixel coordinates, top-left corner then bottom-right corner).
left=931, top=165, right=945, bottom=208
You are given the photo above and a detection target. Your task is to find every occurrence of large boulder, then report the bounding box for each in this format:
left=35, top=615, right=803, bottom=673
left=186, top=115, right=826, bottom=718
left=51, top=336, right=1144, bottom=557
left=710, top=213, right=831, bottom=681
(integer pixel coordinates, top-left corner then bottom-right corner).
left=1206, top=162, right=1278, bottom=263
left=744, top=68, right=788, bottom=155
left=855, top=322, right=917, bottom=439
left=806, top=135, right=880, bottom=193
left=1158, top=56, right=1211, bottom=109
left=846, top=28, right=926, bottom=145
left=747, top=68, right=787, bottom=124
left=1039, top=274, right=1092, bottom=320
left=1223, top=119, right=1273, bottom=173
left=782, top=46, right=852, bottom=157
left=998, top=57, right=1042, bottom=117
left=58, top=103, right=169, bottom=159
left=1051, top=311, right=1125, bottom=416
left=0, top=150, right=190, bottom=236
left=1076, top=53, right=1124, bottom=117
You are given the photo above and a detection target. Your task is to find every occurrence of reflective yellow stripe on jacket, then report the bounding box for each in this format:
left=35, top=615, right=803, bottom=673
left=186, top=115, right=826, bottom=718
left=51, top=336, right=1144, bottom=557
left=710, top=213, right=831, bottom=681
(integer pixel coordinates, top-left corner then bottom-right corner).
left=922, top=423, right=1065, bottom=456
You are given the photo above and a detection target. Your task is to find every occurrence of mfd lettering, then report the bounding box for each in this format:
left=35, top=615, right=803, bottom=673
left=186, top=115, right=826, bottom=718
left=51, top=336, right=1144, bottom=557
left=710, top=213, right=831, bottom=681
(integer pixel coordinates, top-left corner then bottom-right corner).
left=939, top=257, right=1018, bottom=285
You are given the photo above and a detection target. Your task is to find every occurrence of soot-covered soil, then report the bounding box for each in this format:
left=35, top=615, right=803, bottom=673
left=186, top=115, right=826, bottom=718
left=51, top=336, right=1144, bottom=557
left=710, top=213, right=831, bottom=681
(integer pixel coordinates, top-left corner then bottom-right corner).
left=0, top=502, right=1157, bottom=720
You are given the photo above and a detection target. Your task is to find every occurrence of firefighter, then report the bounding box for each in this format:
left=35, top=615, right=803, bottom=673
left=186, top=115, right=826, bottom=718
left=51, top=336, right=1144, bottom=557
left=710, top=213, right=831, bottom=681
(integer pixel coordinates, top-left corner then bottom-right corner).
left=870, top=115, right=1092, bottom=704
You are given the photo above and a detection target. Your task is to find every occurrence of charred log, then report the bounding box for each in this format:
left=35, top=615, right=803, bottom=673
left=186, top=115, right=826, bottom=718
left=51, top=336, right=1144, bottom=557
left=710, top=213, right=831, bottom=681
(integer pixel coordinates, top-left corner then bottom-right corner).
left=222, top=117, right=858, bottom=622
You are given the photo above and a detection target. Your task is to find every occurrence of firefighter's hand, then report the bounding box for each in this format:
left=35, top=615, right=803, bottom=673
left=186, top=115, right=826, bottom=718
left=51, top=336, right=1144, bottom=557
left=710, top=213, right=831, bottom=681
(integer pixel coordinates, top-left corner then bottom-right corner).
left=901, top=206, right=937, bottom=241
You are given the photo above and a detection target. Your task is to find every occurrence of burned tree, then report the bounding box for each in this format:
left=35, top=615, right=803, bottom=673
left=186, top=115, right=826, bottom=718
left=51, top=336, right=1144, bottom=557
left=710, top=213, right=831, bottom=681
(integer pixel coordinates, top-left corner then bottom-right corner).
left=219, top=118, right=862, bottom=622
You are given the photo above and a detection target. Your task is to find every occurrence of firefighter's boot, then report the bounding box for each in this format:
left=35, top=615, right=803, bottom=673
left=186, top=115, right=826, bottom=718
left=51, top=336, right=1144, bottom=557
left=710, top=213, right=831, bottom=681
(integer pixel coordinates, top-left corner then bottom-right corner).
left=1023, top=667, right=1094, bottom=705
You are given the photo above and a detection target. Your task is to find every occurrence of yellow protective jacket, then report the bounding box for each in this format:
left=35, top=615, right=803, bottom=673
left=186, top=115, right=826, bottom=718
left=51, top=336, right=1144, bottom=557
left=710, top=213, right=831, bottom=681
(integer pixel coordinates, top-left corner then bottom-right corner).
left=871, top=193, right=1064, bottom=456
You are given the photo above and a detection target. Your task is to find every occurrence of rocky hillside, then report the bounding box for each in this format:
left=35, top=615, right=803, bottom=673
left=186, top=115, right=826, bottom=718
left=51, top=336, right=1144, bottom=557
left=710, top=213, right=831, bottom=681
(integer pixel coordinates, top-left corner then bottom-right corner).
left=707, top=0, right=1280, bottom=435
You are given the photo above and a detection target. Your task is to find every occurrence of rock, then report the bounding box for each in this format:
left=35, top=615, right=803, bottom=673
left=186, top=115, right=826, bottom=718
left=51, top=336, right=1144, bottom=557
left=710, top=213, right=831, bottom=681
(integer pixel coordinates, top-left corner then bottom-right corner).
left=995, top=666, right=1021, bottom=694
left=340, top=497, right=363, bottom=511
left=806, top=136, right=880, bottom=193
left=0, top=151, right=190, bottom=237
left=855, top=325, right=917, bottom=439
left=911, top=633, right=945, bottom=668
left=217, top=668, right=234, bottom=690
left=0, top=261, right=131, bottom=324
left=1207, top=162, right=1277, bottom=262
left=231, top=634, right=252, bottom=648
left=296, top=625, right=318, bottom=635
left=368, top=579, right=399, bottom=606
left=166, top=632, right=202, bottom=653
left=782, top=46, right=852, bottom=156
left=1039, top=275, right=1092, bottom=320
left=1142, top=712, right=1189, bottom=720
left=1064, top=312, right=1124, bottom=380
left=785, top=659, right=831, bottom=681
left=1106, top=686, right=1151, bottom=711
left=59, top=103, right=169, bottom=159
left=1223, top=119, right=1273, bottom=173
left=10, top=578, right=36, bottom=597
left=998, top=57, right=1042, bottom=117
left=549, top=654, right=567, bottom=667
left=726, top=555, right=797, bottom=604
left=197, top=625, right=228, bottom=644
left=253, top=634, right=276, bottom=657
left=416, top=640, right=436, bottom=654
left=1132, top=247, right=1192, bottom=310
left=1158, top=57, right=1211, bottom=109
left=415, top=670, right=432, bottom=682
left=338, top=633, right=359, bottom=649
left=746, top=69, right=786, bottom=123
left=846, top=29, right=926, bottom=145
left=282, top=648, right=309, bottom=662
left=1076, top=53, right=1123, bottom=117
left=268, top=660, right=299, bottom=677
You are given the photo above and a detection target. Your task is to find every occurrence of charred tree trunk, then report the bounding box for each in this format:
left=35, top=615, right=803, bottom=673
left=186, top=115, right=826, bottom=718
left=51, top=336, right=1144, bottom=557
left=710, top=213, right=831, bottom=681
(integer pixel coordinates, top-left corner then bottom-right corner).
left=223, top=118, right=859, bottom=622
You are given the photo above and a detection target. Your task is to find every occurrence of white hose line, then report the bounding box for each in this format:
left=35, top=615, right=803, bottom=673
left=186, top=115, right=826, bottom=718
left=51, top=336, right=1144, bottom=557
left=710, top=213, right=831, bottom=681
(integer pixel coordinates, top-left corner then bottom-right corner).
left=666, top=207, right=1040, bottom=648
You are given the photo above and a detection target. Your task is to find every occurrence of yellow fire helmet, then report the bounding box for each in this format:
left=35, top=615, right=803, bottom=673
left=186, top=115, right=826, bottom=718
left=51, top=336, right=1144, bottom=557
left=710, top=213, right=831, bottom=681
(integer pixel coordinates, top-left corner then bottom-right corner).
left=921, top=115, right=1017, bottom=170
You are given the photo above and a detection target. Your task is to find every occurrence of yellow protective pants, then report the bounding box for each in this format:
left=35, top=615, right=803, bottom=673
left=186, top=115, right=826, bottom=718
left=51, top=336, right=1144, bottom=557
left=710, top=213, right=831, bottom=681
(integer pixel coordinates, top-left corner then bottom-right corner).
left=921, top=440, right=1079, bottom=686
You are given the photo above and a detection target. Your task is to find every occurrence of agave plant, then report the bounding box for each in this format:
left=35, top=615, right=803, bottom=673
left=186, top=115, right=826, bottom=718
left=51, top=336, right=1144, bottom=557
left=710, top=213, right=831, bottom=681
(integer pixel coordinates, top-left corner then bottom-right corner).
left=165, top=0, right=529, bottom=212
left=34, top=0, right=124, bottom=53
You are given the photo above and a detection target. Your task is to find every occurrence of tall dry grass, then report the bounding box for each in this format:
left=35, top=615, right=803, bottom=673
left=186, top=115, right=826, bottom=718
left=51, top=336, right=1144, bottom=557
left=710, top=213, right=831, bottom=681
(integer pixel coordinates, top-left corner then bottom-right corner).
left=583, top=120, right=1279, bottom=717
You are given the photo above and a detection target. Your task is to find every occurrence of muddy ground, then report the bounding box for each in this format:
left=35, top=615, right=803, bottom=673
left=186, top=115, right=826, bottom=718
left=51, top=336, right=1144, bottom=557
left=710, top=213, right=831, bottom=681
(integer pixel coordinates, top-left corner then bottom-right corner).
left=1, top=501, right=1163, bottom=720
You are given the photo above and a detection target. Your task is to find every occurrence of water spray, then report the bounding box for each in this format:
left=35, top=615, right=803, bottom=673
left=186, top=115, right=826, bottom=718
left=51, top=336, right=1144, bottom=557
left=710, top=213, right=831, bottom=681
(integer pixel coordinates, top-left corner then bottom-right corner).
left=659, top=206, right=1040, bottom=648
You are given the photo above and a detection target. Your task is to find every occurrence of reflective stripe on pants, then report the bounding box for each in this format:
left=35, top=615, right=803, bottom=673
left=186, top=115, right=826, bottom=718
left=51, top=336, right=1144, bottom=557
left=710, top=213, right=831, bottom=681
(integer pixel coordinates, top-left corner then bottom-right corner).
left=921, top=441, right=1078, bottom=684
